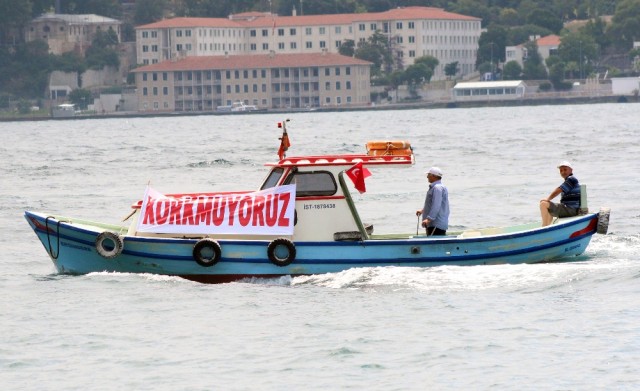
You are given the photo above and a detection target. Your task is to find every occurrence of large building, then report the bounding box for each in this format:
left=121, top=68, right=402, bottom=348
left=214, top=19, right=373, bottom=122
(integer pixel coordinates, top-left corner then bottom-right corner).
left=25, top=13, right=122, bottom=55
left=135, top=7, right=481, bottom=80
left=133, top=52, right=372, bottom=112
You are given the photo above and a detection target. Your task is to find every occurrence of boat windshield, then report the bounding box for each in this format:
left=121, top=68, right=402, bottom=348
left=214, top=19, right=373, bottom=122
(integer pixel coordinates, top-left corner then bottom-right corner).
left=260, top=167, right=285, bottom=190
left=283, top=170, right=337, bottom=197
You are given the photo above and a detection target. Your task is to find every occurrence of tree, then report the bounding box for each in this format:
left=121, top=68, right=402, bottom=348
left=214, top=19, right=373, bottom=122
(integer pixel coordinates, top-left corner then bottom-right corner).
left=558, top=31, right=597, bottom=79
left=0, top=0, right=32, bottom=45
left=444, top=61, right=459, bottom=79
left=522, top=41, right=547, bottom=80
left=339, top=39, right=356, bottom=57
left=526, top=9, right=563, bottom=33
left=608, top=0, right=640, bottom=49
left=69, top=88, right=92, bottom=109
left=85, top=30, right=120, bottom=70
left=503, top=61, right=522, bottom=80
left=478, top=25, right=508, bottom=67
left=135, top=0, right=168, bottom=25
left=354, top=31, right=393, bottom=78
left=414, top=55, right=439, bottom=73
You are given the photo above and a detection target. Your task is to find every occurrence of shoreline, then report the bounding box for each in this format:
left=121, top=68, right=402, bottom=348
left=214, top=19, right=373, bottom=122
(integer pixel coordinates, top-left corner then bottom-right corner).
left=1, top=94, right=636, bottom=122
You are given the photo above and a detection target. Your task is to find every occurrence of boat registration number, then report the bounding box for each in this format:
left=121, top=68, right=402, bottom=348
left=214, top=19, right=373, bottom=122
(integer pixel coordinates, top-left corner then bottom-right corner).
left=303, top=203, right=336, bottom=210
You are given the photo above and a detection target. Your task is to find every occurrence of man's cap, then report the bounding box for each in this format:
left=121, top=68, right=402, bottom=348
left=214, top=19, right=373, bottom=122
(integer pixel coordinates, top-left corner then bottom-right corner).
left=557, top=161, right=572, bottom=169
left=426, top=166, right=443, bottom=177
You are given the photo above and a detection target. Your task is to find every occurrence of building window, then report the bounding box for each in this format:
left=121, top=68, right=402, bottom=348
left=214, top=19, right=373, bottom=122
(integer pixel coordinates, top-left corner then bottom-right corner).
left=176, top=44, right=182, bottom=51
left=163, top=87, right=168, bottom=95
left=235, top=70, right=240, bottom=79
left=278, top=28, right=284, bottom=36
left=163, top=72, right=167, bottom=81
left=152, top=73, right=157, bottom=81
left=244, top=85, right=248, bottom=93
left=262, top=43, right=269, bottom=50
left=346, top=67, right=351, bottom=75
left=176, top=30, right=182, bottom=37
left=409, top=22, right=415, bottom=29
left=325, top=82, right=330, bottom=90
left=305, top=27, right=312, bottom=35
left=226, top=85, right=231, bottom=93
left=250, top=29, right=256, bottom=37
left=370, top=23, right=377, bottom=30
left=335, top=67, right=340, bottom=76
left=151, top=31, right=157, bottom=38
left=153, top=87, right=158, bottom=95
left=278, top=42, right=284, bottom=49
left=346, top=81, right=351, bottom=90
left=335, top=41, right=341, bottom=48
left=306, top=41, right=312, bottom=49
left=336, top=81, right=341, bottom=90
left=250, top=43, right=256, bottom=51
left=396, top=22, right=403, bottom=29
left=243, top=70, right=249, bottom=78
left=142, top=73, right=147, bottom=81
left=320, top=41, right=326, bottom=48
left=319, top=27, right=326, bottom=35
left=235, top=85, right=240, bottom=93
left=143, top=87, right=148, bottom=95
left=152, top=45, right=158, bottom=52
left=409, top=50, right=416, bottom=57
left=142, top=31, right=148, bottom=38
left=325, top=68, right=330, bottom=76
left=359, top=24, right=365, bottom=31
left=142, top=45, right=149, bottom=52
left=290, top=42, right=297, bottom=49
left=290, top=28, right=296, bottom=35
left=409, top=36, right=415, bottom=43
left=335, top=26, right=341, bottom=34
left=262, top=29, right=268, bottom=37
left=185, top=30, right=191, bottom=37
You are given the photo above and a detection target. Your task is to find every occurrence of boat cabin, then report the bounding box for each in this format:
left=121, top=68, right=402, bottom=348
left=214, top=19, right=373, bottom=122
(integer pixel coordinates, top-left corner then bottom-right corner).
left=260, top=142, right=414, bottom=241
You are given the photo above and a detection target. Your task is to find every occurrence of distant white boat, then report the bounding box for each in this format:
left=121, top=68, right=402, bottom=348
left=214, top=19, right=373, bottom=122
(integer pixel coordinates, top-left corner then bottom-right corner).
left=52, top=103, right=76, bottom=118
left=217, top=101, right=260, bottom=113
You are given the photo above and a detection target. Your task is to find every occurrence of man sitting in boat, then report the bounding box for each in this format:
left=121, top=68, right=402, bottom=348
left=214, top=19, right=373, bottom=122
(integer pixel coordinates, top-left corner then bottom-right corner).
left=416, top=167, right=450, bottom=236
left=539, top=161, right=581, bottom=226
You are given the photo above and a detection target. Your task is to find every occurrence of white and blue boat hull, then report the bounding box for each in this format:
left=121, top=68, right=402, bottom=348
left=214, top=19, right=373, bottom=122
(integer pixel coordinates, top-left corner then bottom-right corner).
left=25, top=211, right=599, bottom=283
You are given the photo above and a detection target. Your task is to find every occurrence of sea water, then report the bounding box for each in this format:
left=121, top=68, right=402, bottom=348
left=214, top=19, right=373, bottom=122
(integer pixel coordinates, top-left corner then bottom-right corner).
left=1, top=103, right=639, bottom=390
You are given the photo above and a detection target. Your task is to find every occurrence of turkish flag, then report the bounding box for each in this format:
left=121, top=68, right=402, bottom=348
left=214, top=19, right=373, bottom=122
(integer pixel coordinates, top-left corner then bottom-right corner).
left=277, top=131, right=290, bottom=160
left=345, top=162, right=372, bottom=193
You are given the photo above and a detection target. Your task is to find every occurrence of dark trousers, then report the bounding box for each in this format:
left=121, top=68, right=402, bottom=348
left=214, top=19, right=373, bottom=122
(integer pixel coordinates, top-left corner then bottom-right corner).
left=426, top=227, right=447, bottom=236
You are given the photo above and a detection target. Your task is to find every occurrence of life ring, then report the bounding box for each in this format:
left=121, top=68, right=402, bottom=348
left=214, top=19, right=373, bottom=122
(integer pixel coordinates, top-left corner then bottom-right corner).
left=95, top=231, right=124, bottom=259
left=193, top=239, right=222, bottom=267
left=267, top=238, right=296, bottom=267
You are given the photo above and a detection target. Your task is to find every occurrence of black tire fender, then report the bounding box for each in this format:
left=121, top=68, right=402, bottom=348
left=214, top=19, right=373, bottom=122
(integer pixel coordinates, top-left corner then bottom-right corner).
left=193, top=238, right=222, bottom=267
left=95, top=231, right=124, bottom=259
left=267, top=238, right=296, bottom=267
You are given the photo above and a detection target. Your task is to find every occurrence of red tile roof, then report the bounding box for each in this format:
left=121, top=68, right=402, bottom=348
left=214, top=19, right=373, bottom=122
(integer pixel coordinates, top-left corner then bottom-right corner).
left=536, top=34, right=561, bottom=46
left=133, top=53, right=372, bottom=72
left=137, top=6, right=479, bottom=29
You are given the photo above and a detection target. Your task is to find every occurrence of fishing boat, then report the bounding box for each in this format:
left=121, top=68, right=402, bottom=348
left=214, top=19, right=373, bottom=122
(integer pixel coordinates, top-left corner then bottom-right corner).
left=24, top=121, right=610, bottom=284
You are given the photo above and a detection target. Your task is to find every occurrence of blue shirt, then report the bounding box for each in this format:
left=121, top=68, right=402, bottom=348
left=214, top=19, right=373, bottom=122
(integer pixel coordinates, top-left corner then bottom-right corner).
left=559, top=174, right=580, bottom=209
left=422, top=180, right=450, bottom=230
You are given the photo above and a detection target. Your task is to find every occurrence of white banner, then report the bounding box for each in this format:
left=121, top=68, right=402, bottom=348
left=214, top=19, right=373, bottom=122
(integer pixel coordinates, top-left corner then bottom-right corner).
left=136, top=185, right=296, bottom=235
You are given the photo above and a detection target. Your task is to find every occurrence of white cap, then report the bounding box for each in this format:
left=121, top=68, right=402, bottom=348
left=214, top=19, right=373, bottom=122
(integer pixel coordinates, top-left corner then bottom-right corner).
left=426, top=166, right=443, bottom=177
left=557, top=161, right=572, bottom=169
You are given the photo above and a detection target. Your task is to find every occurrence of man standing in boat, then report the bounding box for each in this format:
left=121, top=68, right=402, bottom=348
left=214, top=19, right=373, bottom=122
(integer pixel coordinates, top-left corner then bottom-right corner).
left=539, top=161, right=581, bottom=226
left=416, top=167, right=450, bottom=236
